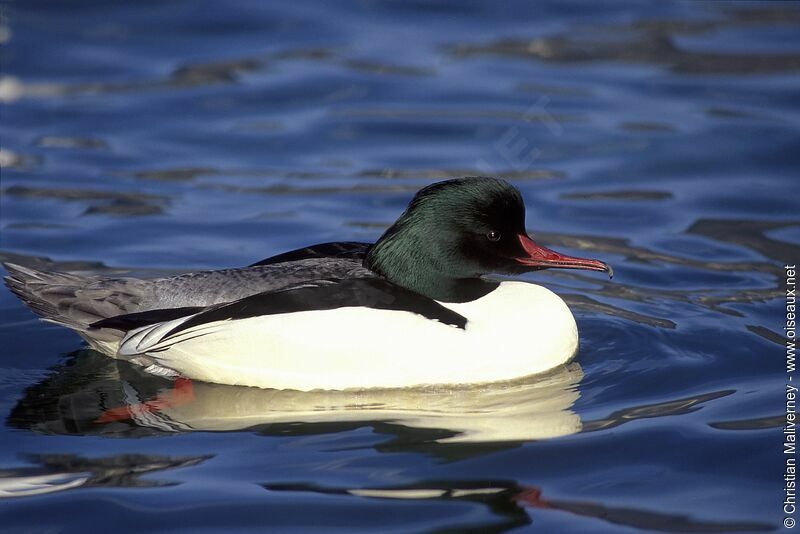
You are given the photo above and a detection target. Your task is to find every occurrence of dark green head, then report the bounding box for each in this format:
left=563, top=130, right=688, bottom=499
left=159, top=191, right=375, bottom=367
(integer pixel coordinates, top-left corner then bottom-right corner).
left=365, top=177, right=611, bottom=302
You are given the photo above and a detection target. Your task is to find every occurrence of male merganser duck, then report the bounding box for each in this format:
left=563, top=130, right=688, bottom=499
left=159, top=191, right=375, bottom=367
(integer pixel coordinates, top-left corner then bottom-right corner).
left=4, top=177, right=611, bottom=390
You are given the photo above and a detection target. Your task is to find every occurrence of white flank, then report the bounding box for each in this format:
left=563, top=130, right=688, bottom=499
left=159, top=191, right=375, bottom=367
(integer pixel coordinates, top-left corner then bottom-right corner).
left=116, top=281, right=579, bottom=390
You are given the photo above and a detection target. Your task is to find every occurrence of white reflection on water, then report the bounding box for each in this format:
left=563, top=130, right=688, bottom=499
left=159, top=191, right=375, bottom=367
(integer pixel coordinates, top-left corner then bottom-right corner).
left=9, top=351, right=583, bottom=444
left=154, top=363, right=583, bottom=442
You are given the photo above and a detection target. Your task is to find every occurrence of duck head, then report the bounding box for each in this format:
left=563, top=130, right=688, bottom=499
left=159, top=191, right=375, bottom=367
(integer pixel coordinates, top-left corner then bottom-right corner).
left=364, top=177, right=612, bottom=302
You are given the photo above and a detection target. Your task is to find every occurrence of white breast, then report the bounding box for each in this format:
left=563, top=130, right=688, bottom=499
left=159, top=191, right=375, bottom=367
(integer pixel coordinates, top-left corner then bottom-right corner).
left=118, top=281, right=579, bottom=390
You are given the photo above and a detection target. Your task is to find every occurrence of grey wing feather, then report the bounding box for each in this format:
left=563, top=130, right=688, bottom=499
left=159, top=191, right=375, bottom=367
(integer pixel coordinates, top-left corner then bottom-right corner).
left=150, top=258, right=371, bottom=308
left=3, top=263, right=153, bottom=331
left=4, top=257, right=371, bottom=335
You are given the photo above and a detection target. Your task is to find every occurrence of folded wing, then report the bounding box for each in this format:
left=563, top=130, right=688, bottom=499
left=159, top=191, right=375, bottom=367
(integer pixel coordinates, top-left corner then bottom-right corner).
left=94, top=277, right=467, bottom=357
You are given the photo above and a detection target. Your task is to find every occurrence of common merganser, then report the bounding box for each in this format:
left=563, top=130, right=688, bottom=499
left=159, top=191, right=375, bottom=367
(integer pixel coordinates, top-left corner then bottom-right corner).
left=4, top=177, right=611, bottom=390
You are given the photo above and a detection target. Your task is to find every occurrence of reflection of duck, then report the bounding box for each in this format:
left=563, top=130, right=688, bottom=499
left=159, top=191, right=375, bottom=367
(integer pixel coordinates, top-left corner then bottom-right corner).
left=4, top=178, right=610, bottom=390
left=8, top=350, right=583, bottom=443
left=122, top=365, right=584, bottom=443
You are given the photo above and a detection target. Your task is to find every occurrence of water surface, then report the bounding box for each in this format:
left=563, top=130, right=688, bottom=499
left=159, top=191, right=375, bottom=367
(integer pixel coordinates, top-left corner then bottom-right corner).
left=1, top=1, right=798, bottom=531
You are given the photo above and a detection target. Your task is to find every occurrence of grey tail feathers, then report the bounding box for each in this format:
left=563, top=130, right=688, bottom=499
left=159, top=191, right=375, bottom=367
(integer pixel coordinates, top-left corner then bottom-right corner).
left=3, top=262, right=135, bottom=332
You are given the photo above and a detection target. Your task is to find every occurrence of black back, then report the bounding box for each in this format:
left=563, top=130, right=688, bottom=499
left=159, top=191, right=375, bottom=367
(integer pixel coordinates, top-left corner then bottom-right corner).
left=251, top=242, right=370, bottom=267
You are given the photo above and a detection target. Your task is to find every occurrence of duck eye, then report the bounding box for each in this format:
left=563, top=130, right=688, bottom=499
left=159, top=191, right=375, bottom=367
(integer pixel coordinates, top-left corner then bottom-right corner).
left=486, top=230, right=501, bottom=242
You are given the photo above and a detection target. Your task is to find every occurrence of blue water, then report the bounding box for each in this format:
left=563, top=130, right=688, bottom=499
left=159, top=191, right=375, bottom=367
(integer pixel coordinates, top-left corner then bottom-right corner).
left=1, top=1, right=798, bottom=531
